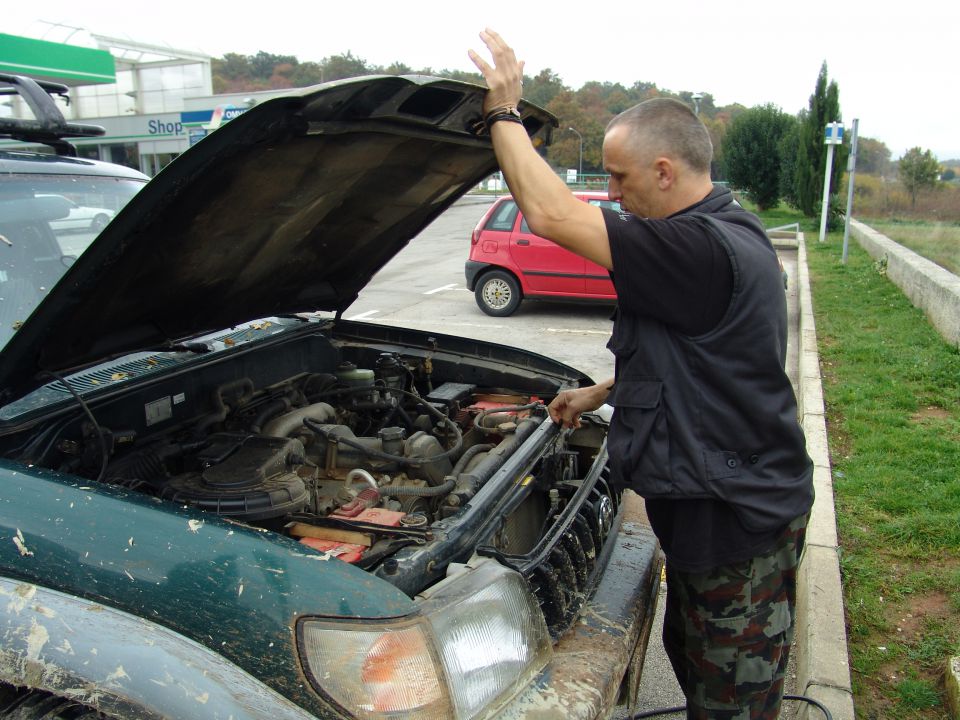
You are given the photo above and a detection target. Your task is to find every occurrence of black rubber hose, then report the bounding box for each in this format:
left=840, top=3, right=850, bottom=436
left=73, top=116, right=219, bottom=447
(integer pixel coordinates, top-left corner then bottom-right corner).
left=43, top=371, right=109, bottom=484
left=473, top=402, right=544, bottom=434
left=450, top=443, right=495, bottom=476
left=383, top=443, right=494, bottom=497
left=385, top=478, right=456, bottom=497
left=195, top=378, right=254, bottom=433
left=249, top=396, right=292, bottom=434
left=628, top=694, right=833, bottom=719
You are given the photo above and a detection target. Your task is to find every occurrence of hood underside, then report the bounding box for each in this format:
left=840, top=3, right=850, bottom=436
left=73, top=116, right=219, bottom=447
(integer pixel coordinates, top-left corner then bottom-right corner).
left=1, top=76, right=556, bottom=403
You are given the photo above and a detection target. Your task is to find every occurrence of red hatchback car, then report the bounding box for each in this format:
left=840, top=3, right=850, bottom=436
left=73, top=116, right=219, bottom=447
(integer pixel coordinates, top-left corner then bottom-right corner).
left=466, top=192, right=620, bottom=316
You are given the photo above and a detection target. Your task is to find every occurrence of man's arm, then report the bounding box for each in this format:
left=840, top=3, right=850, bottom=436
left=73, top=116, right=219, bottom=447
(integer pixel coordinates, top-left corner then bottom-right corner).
left=547, top=379, right=614, bottom=429
left=468, top=29, right=612, bottom=270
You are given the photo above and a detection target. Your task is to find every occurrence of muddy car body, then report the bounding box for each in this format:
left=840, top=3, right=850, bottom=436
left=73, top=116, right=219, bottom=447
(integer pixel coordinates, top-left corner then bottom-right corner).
left=0, top=73, right=662, bottom=719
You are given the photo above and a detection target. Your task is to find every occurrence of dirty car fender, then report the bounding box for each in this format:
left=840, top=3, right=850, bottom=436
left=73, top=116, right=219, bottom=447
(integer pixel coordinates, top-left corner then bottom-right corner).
left=0, top=460, right=415, bottom=717
left=496, top=491, right=663, bottom=719
left=0, top=577, right=326, bottom=719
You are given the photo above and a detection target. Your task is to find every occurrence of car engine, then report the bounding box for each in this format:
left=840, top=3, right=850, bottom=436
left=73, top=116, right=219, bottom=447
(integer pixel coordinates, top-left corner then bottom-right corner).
left=7, top=327, right=618, bottom=636
left=93, top=357, right=555, bottom=555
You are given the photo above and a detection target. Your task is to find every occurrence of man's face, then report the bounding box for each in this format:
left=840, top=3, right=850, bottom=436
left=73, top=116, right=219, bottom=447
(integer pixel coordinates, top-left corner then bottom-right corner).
left=602, top=124, right=663, bottom=219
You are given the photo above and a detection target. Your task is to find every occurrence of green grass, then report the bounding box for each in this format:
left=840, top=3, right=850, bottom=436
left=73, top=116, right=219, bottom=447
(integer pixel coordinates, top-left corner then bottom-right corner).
left=754, top=205, right=960, bottom=720
left=860, top=219, right=960, bottom=275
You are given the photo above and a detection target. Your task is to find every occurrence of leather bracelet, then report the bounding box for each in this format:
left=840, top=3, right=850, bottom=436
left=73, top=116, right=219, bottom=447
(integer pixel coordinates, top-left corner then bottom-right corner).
left=484, top=105, right=523, bottom=129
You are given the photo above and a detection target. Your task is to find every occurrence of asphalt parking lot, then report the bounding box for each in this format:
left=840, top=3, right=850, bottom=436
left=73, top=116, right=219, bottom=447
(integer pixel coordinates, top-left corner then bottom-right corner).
left=352, top=194, right=801, bottom=718
left=346, top=194, right=616, bottom=382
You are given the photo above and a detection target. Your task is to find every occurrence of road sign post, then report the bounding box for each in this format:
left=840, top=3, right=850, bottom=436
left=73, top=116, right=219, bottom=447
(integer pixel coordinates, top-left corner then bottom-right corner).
left=819, top=121, right=844, bottom=243
left=842, top=119, right=860, bottom=264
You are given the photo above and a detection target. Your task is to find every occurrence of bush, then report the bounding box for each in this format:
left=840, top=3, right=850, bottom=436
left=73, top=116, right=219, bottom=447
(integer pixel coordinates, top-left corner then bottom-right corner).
left=721, top=105, right=797, bottom=211
left=848, top=173, right=960, bottom=222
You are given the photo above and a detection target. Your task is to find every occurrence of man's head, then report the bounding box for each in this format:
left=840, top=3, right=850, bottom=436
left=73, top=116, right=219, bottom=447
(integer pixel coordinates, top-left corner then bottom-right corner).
left=603, top=98, right=714, bottom=218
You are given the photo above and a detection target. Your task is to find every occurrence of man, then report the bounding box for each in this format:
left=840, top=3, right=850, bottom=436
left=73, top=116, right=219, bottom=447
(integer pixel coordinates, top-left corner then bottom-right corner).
left=469, top=30, right=814, bottom=720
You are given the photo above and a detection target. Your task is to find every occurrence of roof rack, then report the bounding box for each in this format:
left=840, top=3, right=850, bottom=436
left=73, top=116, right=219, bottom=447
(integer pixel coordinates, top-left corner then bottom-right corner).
left=0, top=73, right=105, bottom=157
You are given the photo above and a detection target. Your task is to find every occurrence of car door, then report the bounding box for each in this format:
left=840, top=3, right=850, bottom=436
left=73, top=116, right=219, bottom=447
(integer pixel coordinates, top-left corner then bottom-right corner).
left=510, top=213, right=586, bottom=295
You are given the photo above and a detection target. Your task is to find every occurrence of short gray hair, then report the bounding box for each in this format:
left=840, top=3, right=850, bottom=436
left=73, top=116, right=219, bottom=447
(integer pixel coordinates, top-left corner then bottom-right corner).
left=607, top=98, right=713, bottom=173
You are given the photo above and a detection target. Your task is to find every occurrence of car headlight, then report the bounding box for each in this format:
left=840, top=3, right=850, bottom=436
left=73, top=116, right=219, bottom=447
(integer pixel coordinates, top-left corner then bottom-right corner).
left=298, top=559, right=551, bottom=719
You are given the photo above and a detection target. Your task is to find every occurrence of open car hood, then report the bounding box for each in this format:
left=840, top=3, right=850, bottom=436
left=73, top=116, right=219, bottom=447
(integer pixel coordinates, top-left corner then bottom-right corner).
left=0, top=76, right=556, bottom=404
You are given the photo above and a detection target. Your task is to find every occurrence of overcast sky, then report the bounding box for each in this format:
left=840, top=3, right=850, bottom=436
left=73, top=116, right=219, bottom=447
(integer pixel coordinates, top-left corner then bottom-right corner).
left=7, top=0, right=958, bottom=161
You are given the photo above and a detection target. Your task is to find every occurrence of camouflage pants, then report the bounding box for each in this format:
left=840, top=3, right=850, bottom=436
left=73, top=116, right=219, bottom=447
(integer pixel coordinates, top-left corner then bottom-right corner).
left=662, top=514, right=808, bottom=720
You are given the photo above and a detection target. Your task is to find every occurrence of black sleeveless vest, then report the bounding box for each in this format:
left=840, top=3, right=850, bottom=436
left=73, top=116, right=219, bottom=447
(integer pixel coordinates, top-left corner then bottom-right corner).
left=606, top=193, right=813, bottom=532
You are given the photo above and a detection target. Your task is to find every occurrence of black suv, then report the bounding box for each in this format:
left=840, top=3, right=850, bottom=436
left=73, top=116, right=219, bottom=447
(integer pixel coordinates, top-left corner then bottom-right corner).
left=0, top=74, right=147, bottom=348
left=0, top=73, right=661, bottom=720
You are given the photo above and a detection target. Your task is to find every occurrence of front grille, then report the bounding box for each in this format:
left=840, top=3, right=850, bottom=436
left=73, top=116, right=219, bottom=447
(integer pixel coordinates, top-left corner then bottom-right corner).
left=479, top=457, right=621, bottom=639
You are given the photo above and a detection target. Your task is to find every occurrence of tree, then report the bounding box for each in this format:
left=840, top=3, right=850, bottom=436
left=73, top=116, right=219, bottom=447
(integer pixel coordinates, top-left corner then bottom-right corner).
left=543, top=90, right=606, bottom=173
left=794, top=62, right=846, bottom=216
left=677, top=90, right=717, bottom=119
left=898, top=147, right=940, bottom=206
left=321, top=52, right=371, bottom=82
left=855, top=137, right=892, bottom=176
left=777, top=113, right=803, bottom=208
left=250, top=51, right=297, bottom=81
left=383, top=61, right=413, bottom=76
left=290, top=61, right=325, bottom=87
left=523, top=68, right=567, bottom=108
left=721, top=104, right=797, bottom=210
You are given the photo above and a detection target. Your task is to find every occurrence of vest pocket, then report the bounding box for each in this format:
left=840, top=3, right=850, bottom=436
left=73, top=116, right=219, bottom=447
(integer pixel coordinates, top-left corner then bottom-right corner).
left=703, top=449, right=741, bottom=479
left=607, top=379, right=672, bottom=493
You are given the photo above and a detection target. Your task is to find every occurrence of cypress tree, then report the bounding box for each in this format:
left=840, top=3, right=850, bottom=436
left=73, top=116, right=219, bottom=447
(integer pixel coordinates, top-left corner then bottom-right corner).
left=795, top=62, right=846, bottom=216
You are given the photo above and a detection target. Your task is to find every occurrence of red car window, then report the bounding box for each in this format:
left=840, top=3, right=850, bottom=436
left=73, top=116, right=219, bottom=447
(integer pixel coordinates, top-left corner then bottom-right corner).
left=484, top=200, right=519, bottom=232
left=587, top=199, right=620, bottom=212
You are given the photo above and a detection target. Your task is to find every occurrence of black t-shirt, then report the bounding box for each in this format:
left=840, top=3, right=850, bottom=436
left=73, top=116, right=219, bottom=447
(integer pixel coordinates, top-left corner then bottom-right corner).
left=600, top=188, right=783, bottom=573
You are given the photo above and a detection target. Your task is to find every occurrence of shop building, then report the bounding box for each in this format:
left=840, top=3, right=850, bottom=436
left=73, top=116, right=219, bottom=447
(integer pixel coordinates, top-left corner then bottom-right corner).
left=1, top=23, right=287, bottom=175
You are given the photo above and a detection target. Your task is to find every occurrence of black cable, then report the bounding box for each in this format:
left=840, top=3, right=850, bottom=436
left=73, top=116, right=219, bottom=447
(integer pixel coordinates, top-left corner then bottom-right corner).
left=42, top=371, right=109, bottom=484
left=628, top=694, right=833, bottom=719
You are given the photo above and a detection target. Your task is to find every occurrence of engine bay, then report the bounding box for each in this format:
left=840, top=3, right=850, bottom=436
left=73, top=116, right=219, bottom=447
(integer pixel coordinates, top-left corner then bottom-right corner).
left=5, top=325, right=614, bottom=606
left=98, top=361, right=556, bottom=565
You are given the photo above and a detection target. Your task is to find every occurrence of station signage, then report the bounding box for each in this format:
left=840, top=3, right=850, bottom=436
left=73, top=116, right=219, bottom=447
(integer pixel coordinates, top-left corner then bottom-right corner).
left=178, top=104, right=248, bottom=144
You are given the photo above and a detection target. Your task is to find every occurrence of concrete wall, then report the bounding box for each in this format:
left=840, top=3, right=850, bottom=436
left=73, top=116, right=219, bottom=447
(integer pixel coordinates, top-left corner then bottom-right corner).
left=850, top=220, right=960, bottom=347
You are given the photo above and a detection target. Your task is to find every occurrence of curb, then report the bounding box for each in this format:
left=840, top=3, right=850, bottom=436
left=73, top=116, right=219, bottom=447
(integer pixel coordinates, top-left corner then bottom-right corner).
left=794, top=234, right=856, bottom=720
left=947, top=656, right=960, bottom=720
left=850, top=220, right=960, bottom=347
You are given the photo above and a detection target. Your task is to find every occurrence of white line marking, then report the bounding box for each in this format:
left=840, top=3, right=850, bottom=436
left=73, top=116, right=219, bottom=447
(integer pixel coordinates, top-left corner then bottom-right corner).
left=362, top=318, right=506, bottom=329
left=546, top=328, right=611, bottom=335
left=424, top=284, right=458, bottom=295
left=346, top=310, right=380, bottom=320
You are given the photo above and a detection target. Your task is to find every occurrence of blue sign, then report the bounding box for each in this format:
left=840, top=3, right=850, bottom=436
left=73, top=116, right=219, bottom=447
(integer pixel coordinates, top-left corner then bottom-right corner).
left=824, top=122, right=844, bottom=145
left=180, top=105, right=248, bottom=131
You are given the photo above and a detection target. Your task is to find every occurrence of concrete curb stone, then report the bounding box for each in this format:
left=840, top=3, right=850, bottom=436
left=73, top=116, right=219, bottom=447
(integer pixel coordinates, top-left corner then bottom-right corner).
left=947, top=656, right=960, bottom=720
left=794, top=235, right=855, bottom=720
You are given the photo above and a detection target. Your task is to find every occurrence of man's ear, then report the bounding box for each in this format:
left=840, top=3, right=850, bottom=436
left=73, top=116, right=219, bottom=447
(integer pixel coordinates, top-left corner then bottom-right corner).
left=654, top=157, right=675, bottom=190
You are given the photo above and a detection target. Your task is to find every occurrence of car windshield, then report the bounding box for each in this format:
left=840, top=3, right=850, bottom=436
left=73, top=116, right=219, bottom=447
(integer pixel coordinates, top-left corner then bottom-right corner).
left=0, top=173, right=145, bottom=350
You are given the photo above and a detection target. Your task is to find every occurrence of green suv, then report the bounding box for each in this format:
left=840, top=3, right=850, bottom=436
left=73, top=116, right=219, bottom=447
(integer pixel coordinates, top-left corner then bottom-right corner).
left=0, top=73, right=661, bottom=720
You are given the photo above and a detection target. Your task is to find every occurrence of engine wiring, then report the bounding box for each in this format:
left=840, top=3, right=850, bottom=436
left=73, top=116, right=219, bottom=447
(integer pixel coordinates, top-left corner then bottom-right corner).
left=41, top=370, right=109, bottom=484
